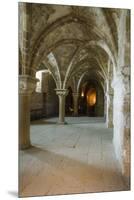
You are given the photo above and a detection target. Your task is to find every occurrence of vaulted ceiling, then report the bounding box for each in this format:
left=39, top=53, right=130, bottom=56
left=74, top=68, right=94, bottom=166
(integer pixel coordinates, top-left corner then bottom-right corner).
left=19, top=3, right=121, bottom=90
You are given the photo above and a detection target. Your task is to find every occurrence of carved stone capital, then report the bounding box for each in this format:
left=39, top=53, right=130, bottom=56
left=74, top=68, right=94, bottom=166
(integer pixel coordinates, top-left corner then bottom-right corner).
left=19, top=75, right=39, bottom=95
left=55, top=89, right=68, bottom=97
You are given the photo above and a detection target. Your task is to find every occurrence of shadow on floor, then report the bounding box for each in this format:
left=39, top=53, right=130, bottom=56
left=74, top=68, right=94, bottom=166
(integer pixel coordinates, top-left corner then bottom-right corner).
left=31, top=117, right=106, bottom=126
left=19, top=145, right=129, bottom=198
left=31, top=120, right=57, bottom=125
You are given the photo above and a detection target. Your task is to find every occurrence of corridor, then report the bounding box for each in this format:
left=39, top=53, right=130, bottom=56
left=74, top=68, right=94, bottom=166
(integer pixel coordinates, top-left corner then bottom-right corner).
left=19, top=117, right=128, bottom=197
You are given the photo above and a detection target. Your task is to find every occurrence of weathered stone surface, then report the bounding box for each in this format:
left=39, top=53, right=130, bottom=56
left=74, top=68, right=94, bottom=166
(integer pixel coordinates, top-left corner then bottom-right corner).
left=19, top=117, right=129, bottom=197
left=19, top=3, right=130, bottom=195
left=19, top=75, right=38, bottom=149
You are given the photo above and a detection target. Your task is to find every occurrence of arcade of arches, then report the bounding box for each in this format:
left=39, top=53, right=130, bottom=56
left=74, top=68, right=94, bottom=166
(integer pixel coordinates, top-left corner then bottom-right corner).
left=19, top=3, right=130, bottom=197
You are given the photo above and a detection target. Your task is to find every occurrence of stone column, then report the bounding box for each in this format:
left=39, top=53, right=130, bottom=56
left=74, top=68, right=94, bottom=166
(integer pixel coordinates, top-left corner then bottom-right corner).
left=104, top=94, right=107, bottom=119
left=55, top=89, right=68, bottom=124
left=19, top=75, right=38, bottom=149
left=112, top=66, right=130, bottom=184
left=106, top=92, right=113, bottom=128
left=72, top=93, right=79, bottom=116
left=122, top=93, right=130, bottom=180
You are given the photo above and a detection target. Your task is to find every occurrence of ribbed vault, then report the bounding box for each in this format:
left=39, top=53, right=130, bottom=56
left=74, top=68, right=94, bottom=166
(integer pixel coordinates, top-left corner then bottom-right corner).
left=19, top=3, right=119, bottom=89
left=19, top=3, right=130, bottom=183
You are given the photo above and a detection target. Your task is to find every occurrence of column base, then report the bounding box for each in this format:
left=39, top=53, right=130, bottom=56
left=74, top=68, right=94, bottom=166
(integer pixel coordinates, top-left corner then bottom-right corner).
left=57, top=121, right=68, bottom=125
left=19, top=142, right=31, bottom=150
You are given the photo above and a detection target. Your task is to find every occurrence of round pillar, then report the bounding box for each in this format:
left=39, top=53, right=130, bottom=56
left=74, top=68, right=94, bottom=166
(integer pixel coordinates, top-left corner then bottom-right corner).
left=55, top=89, right=68, bottom=124
left=19, top=75, right=38, bottom=149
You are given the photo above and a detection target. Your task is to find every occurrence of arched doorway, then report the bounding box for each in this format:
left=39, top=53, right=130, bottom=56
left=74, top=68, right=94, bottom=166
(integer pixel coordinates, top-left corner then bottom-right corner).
left=86, top=88, right=96, bottom=116
left=79, top=80, right=104, bottom=117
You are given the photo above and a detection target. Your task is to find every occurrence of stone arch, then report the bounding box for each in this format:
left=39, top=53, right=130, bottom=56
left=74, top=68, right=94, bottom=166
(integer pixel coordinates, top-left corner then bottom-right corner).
left=77, top=70, right=105, bottom=95
left=77, top=71, right=87, bottom=93
left=63, top=40, right=114, bottom=89
left=79, top=79, right=104, bottom=116
left=65, top=55, right=107, bottom=89
left=30, top=13, right=116, bottom=75
left=34, top=39, right=85, bottom=69
left=41, top=59, right=61, bottom=89
left=85, top=40, right=117, bottom=70
left=30, top=13, right=105, bottom=66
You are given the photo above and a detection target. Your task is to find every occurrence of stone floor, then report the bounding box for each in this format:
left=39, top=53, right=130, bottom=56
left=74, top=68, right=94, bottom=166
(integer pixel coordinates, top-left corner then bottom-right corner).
left=19, top=117, right=129, bottom=197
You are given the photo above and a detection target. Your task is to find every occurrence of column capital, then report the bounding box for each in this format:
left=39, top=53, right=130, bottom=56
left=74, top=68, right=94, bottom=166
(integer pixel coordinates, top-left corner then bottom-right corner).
left=55, top=89, right=68, bottom=96
left=19, top=75, right=39, bottom=95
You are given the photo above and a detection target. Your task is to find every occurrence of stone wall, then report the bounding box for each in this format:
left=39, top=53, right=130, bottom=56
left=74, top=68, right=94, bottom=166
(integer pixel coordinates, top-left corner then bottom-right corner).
left=30, top=92, right=45, bottom=120
left=45, top=74, right=59, bottom=117
left=112, top=70, right=130, bottom=184
left=112, top=10, right=130, bottom=183
left=30, top=72, right=59, bottom=120
left=19, top=4, right=130, bottom=184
